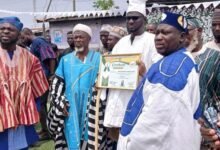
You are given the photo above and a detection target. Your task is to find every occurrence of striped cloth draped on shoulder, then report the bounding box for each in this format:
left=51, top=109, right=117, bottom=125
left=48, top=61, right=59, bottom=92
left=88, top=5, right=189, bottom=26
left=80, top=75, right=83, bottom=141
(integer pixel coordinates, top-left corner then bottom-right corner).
left=47, top=75, right=113, bottom=150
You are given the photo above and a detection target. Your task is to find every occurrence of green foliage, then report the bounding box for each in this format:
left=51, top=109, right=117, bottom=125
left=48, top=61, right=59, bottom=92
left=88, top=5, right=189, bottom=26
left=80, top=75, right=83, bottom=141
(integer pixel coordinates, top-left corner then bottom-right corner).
left=93, top=0, right=114, bottom=10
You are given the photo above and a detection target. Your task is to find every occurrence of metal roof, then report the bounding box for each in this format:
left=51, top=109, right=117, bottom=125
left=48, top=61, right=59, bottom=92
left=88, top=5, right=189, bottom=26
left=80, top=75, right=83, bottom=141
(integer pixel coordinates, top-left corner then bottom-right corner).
left=145, top=0, right=219, bottom=5
left=35, top=1, right=219, bottom=23
left=36, top=9, right=126, bottom=22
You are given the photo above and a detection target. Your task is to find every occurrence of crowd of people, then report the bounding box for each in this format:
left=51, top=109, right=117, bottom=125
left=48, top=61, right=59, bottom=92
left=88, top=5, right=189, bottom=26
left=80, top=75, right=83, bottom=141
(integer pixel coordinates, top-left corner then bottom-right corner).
left=0, top=0, right=220, bottom=149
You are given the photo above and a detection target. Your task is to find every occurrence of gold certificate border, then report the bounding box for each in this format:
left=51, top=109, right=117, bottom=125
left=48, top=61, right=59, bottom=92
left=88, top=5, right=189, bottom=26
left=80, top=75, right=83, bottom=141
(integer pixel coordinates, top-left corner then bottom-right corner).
left=97, top=53, right=141, bottom=90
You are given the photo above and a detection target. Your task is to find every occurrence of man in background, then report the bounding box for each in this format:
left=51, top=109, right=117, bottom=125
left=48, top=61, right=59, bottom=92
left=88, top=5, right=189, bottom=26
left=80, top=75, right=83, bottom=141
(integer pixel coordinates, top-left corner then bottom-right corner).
left=59, top=31, right=75, bottom=60
left=145, top=23, right=157, bottom=34
left=45, top=31, right=59, bottom=66
left=99, top=24, right=112, bottom=54
left=20, top=27, right=56, bottom=140
left=106, top=26, right=128, bottom=53
left=45, top=31, right=59, bottom=52
left=87, top=26, right=128, bottom=149
left=104, top=0, right=160, bottom=144
left=187, top=17, right=220, bottom=150
left=204, top=8, right=220, bottom=51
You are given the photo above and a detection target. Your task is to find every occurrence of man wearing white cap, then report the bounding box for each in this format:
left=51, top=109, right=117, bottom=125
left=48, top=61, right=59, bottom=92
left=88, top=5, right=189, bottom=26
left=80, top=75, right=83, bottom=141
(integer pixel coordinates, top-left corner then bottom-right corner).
left=48, top=23, right=100, bottom=150
left=103, top=0, right=161, bottom=142
left=99, top=24, right=112, bottom=54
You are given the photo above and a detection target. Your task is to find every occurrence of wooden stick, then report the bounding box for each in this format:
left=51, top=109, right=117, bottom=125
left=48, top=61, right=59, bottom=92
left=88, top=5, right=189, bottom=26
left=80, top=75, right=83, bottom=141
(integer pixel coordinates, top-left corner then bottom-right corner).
left=94, top=89, right=101, bottom=150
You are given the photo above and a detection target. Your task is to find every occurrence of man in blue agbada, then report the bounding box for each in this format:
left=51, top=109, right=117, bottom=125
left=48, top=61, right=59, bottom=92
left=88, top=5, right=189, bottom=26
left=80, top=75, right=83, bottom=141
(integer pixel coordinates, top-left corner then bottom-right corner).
left=47, top=24, right=100, bottom=150
left=117, top=12, right=202, bottom=150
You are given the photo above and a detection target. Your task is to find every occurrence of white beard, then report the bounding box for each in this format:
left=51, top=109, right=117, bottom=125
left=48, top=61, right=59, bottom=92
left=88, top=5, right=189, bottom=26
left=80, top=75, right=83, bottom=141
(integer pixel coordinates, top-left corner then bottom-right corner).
left=75, top=47, right=84, bottom=52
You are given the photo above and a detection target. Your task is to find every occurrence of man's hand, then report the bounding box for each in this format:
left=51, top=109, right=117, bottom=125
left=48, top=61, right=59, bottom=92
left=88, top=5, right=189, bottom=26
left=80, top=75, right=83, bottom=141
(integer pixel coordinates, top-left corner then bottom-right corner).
left=137, top=60, right=146, bottom=77
left=63, top=102, right=69, bottom=117
left=199, top=118, right=220, bottom=148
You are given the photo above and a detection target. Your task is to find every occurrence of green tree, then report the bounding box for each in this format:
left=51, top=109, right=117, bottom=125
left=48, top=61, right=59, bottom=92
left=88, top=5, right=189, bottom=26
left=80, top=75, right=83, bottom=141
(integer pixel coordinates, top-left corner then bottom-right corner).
left=93, top=0, right=115, bottom=10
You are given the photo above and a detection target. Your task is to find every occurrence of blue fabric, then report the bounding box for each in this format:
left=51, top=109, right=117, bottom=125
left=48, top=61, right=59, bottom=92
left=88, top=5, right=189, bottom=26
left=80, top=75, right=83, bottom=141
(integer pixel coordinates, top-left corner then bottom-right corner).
left=30, top=37, right=55, bottom=77
left=0, top=128, right=9, bottom=149
left=120, top=75, right=146, bottom=136
left=121, top=48, right=198, bottom=136
left=0, top=16, right=23, bottom=31
left=160, top=12, right=187, bottom=32
left=112, top=142, right=117, bottom=150
left=147, top=48, right=195, bottom=91
left=56, top=50, right=100, bottom=149
left=194, top=102, right=202, bottom=119
left=20, top=148, right=28, bottom=150
left=35, top=97, right=41, bottom=112
left=0, top=125, right=38, bottom=150
left=7, top=50, right=14, bottom=60
left=25, top=125, right=39, bottom=145
left=8, top=126, right=27, bottom=150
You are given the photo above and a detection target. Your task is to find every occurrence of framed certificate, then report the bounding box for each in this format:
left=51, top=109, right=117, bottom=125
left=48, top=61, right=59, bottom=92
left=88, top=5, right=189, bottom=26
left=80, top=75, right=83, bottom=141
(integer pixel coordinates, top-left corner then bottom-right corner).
left=97, top=53, right=141, bottom=90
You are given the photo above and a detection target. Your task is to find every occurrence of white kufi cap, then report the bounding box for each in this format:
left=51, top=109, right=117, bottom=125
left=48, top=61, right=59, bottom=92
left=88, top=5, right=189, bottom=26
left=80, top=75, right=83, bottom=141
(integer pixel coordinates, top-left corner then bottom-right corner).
left=73, top=23, right=92, bottom=37
left=127, top=0, right=146, bottom=17
left=100, top=24, right=112, bottom=32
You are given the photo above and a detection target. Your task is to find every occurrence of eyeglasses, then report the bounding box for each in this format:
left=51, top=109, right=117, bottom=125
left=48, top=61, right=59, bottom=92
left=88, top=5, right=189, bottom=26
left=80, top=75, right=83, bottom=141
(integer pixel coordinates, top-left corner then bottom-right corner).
left=126, top=16, right=140, bottom=21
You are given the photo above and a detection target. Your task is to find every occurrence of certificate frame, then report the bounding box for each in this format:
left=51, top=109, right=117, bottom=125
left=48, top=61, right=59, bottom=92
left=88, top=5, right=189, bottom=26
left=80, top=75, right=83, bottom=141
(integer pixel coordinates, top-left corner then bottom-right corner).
left=97, top=53, right=141, bottom=90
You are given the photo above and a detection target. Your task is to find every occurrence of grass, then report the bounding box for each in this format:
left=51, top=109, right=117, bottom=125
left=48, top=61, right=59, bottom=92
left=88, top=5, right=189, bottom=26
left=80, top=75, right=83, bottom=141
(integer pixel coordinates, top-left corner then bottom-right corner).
left=29, top=123, right=55, bottom=150
left=29, top=140, right=54, bottom=150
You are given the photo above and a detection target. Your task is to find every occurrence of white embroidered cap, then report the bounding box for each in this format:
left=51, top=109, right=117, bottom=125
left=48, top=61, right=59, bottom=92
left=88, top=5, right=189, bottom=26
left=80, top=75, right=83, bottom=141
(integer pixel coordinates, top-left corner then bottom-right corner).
left=109, top=26, right=128, bottom=39
left=73, top=23, right=92, bottom=37
left=100, top=24, right=112, bottom=32
left=127, top=0, right=146, bottom=17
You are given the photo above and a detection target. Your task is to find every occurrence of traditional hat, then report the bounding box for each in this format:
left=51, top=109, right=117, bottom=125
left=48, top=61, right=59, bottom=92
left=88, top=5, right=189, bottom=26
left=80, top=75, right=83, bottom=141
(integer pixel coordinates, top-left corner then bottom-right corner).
left=160, top=12, right=188, bottom=32
left=0, top=16, right=23, bottom=31
left=100, top=24, right=112, bottom=32
left=213, top=9, right=220, bottom=21
left=186, top=17, right=202, bottom=28
left=73, top=23, right=92, bottom=37
left=127, top=0, right=146, bottom=17
left=109, top=26, right=128, bottom=39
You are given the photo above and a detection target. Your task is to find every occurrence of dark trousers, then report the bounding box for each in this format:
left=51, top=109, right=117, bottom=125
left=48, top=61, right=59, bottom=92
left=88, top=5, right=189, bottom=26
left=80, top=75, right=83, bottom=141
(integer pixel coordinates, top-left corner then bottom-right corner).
left=40, top=90, right=49, bottom=133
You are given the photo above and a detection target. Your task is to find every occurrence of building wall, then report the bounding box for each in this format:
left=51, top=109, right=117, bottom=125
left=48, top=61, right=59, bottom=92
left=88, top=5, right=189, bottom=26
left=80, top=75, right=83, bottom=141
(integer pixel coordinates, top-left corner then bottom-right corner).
left=49, top=17, right=126, bottom=49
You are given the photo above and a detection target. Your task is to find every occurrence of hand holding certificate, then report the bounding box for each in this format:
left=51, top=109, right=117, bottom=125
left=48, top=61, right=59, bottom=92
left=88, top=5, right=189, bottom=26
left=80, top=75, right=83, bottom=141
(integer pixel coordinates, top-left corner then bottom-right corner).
left=97, top=53, right=141, bottom=90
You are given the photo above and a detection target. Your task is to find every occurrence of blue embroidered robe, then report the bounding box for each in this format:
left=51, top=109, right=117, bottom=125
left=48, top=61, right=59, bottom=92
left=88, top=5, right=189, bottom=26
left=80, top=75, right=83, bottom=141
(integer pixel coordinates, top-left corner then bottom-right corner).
left=56, top=50, right=100, bottom=149
left=118, top=49, right=201, bottom=150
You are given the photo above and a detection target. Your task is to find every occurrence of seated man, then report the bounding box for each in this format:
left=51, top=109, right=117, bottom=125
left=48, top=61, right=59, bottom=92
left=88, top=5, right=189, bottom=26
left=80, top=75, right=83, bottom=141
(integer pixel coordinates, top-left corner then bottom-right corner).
left=117, top=12, right=201, bottom=150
